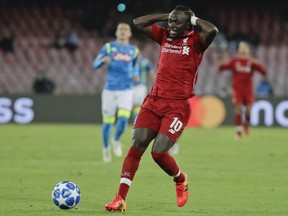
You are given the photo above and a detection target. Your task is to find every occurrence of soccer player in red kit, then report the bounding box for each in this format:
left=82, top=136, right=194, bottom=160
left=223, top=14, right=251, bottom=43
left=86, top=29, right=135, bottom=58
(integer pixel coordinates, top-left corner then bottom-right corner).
left=219, top=41, right=267, bottom=140
left=105, top=5, right=218, bottom=212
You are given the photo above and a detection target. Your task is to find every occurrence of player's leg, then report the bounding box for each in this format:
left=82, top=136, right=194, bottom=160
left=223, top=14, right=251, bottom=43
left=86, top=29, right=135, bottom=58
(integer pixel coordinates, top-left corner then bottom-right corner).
left=151, top=134, right=184, bottom=180
left=151, top=99, right=190, bottom=207
left=117, top=128, right=157, bottom=198
left=105, top=128, right=157, bottom=212
left=152, top=135, right=188, bottom=207
left=111, top=108, right=130, bottom=157
left=234, top=103, right=243, bottom=140
left=111, top=90, right=133, bottom=157
left=102, top=116, right=114, bottom=162
left=101, top=90, right=117, bottom=162
left=243, top=104, right=252, bottom=135
left=105, top=99, right=159, bottom=211
left=233, top=91, right=243, bottom=140
left=243, top=95, right=254, bottom=135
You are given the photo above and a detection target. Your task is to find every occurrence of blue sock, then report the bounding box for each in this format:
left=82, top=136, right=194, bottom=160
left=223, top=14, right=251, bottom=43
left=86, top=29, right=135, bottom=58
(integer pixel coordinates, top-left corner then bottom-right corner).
left=102, top=123, right=112, bottom=148
left=114, top=116, right=128, bottom=141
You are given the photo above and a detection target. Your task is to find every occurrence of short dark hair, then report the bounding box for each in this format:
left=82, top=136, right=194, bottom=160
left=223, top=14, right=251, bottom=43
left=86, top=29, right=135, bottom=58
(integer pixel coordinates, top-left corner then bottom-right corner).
left=174, top=5, right=194, bottom=16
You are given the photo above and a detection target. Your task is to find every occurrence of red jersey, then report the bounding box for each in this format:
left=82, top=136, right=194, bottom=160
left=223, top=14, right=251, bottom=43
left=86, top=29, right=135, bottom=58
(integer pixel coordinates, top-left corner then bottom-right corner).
left=150, top=24, right=205, bottom=99
left=219, top=57, right=266, bottom=94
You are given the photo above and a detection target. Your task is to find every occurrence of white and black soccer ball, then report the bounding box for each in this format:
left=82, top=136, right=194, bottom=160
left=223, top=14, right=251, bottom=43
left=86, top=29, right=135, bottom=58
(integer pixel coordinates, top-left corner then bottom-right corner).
left=52, top=181, right=81, bottom=210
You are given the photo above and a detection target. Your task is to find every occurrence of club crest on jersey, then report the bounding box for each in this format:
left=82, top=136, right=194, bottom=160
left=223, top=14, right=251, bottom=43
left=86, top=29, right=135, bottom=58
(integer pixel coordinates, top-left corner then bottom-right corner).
left=182, top=46, right=190, bottom=55
left=113, top=52, right=132, bottom=62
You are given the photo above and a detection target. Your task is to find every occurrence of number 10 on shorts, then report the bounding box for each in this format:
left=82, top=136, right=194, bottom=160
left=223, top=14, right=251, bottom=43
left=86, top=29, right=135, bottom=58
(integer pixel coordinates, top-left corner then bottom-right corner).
left=169, top=117, right=183, bottom=134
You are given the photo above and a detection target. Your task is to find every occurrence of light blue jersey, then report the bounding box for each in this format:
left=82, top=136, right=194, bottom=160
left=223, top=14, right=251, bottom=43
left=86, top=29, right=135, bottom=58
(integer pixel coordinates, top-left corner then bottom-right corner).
left=93, top=41, right=139, bottom=90
left=133, top=56, right=153, bottom=86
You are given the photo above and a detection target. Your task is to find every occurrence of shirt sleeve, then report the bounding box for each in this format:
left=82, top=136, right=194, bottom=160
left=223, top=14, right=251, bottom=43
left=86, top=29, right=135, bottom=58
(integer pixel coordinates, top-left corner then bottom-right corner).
left=92, top=43, right=109, bottom=70
left=252, top=61, right=266, bottom=76
left=151, top=24, right=166, bottom=45
left=219, top=59, right=233, bottom=71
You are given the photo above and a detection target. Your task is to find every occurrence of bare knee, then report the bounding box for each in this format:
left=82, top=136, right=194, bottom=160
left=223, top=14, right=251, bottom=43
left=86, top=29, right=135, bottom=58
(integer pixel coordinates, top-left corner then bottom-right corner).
left=132, top=128, right=157, bottom=153
left=151, top=134, right=174, bottom=153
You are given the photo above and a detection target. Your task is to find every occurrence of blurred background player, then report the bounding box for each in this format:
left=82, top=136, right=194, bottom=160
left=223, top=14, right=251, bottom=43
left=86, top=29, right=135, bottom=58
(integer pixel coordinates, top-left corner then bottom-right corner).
left=132, top=50, right=154, bottom=121
left=105, top=5, right=218, bottom=211
left=93, top=23, right=139, bottom=162
left=219, top=41, right=267, bottom=140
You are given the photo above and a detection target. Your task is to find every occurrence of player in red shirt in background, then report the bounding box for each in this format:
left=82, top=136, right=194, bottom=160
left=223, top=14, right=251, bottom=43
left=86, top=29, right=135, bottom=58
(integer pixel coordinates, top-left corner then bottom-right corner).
left=105, top=5, right=218, bottom=212
left=219, top=41, right=267, bottom=140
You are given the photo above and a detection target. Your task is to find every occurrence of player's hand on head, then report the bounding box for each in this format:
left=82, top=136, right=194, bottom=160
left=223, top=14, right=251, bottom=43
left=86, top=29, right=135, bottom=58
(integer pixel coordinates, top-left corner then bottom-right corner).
left=102, top=56, right=111, bottom=64
left=189, top=10, right=195, bottom=17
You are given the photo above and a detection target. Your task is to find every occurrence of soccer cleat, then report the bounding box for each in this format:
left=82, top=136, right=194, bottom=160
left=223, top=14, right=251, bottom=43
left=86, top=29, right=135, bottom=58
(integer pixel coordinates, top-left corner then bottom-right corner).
left=175, top=173, right=189, bottom=207
left=103, top=147, right=112, bottom=162
left=111, top=138, right=123, bottom=157
left=105, top=195, right=126, bottom=212
left=169, top=142, right=179, bottom=156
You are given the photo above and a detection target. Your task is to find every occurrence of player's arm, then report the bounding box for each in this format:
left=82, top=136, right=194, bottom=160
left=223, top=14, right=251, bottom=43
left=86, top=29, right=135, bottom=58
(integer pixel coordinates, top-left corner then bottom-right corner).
left=191, top=15, right=218, bottom=50
left=92, top=44, right=111, bottom=70
left=252, top=59, right=267, bottom=79
left=219, top=59, right=232, bottom=71
left=133, top=14, right=170, bottom=38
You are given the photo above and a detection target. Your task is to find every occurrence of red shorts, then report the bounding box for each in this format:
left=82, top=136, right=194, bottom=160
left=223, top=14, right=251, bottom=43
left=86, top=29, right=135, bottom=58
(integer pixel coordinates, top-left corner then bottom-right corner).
left=134, top=95, right=191, bottom=142
left=232, top=90, right=254, bottom=105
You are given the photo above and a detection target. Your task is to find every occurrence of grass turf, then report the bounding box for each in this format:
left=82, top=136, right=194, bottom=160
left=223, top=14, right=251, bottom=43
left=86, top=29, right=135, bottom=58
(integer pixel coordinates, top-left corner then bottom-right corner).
left=0, top=124, right=287, bottom=216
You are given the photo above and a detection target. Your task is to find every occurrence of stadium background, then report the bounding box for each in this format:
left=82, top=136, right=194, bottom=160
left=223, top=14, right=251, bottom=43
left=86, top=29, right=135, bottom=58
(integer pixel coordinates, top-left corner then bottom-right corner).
left=0, top=0, right=288, bottom=126
left=1, top=1, right=288, bottom=216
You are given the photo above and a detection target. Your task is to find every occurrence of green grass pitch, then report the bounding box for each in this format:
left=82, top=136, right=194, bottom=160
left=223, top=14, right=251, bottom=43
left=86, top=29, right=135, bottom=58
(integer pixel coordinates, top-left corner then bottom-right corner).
left=0, top=124, right=287, bottom=216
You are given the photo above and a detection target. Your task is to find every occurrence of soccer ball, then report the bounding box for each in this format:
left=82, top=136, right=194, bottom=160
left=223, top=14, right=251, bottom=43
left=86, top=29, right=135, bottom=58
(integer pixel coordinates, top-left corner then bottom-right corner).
left=52, top=181, right=81, bottom=210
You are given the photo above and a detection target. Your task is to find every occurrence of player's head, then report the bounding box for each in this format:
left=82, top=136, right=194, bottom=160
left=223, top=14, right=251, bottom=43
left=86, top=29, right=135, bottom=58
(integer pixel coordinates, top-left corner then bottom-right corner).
left=237, top=41, right=251, bottom=57
left=168, top=5, right=194, bottom=38
left=115, top=23, right=132, bottom=42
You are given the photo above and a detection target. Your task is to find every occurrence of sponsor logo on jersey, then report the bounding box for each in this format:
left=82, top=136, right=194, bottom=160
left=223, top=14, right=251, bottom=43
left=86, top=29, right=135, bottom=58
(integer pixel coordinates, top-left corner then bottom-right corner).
left=235, top=61, right=252, bottom=73
left=113, top=52, right=132, bottom=62
left=162, top=42, right=190, bottom=55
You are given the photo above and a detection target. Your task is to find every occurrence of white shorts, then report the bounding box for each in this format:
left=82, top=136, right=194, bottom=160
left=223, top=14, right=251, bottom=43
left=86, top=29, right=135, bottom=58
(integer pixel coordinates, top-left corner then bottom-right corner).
left=132, top=84, right=148, bottom=105
left=101, top=89, right=133, bottom=117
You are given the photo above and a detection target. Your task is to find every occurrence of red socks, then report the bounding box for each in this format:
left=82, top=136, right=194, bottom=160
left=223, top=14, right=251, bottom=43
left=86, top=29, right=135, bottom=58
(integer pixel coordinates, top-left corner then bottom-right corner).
left=235, top=113, right=242, bottom=126
left=118, top=148, right=185, bottom=200
left=118, top=147, right=143, bottom=200
left=151, top=152, right=180, bottom=177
